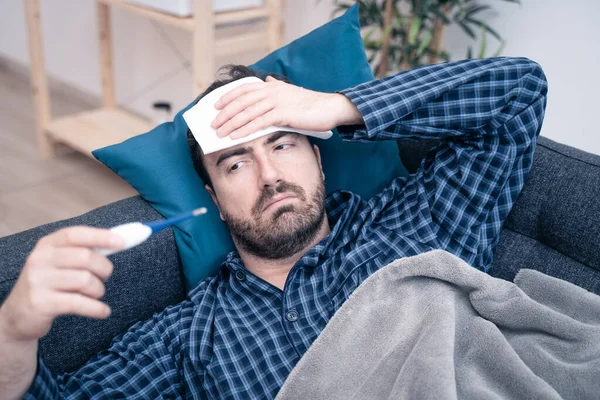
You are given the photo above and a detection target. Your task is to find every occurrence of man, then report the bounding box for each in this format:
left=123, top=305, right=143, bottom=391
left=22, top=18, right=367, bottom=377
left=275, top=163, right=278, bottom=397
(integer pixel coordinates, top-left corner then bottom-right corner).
left=0, top=57, right=547, bottom=399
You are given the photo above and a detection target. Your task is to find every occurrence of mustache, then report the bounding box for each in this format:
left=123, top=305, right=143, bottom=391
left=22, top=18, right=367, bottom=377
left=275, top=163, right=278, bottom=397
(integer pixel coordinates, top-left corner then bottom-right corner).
left=252, top=181, right=306, bottom=216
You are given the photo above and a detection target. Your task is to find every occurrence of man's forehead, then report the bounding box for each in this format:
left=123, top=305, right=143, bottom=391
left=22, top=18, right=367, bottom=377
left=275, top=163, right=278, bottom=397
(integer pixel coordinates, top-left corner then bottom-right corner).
left=204, top=131, right=299, bottom=160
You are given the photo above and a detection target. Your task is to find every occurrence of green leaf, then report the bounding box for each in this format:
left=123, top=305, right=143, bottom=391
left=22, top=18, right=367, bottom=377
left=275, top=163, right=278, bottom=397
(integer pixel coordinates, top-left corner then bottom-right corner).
left=423, top=48, right=451, bottom=62
left=492, top=40, right=506, bottom=57
left=331, top=4, right=350, bottom=19
left=363, top=41, right=381, bottom=51
left=464, top=18, right=502, bottom=42
left=380, top=22, right=395, bottom=44
left=352, top=0, right=383, bottom=27
left=439, top=50, right=451, bottom=61
left=430, top=7, right=450, bottom=24
left=464, top=4, right=491, bottom=19
left=362, top=26, right=381, bottom=50
left=362, top=27, right=377, bottom=44
left=390, top=47, right=399, bottom=63
left=477, top=26, right=487, bottom=58
left=420, top=0, right=432, bottom=15
left=408, top=15, right=422, bottom=45
left=416, top=31, right=433, bottom=57
left=457, top=20, right=476, bottom=39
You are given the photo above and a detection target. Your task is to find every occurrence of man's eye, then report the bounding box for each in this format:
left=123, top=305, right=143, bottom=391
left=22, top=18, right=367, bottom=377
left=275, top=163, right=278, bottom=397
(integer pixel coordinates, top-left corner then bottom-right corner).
left=275, top=143, right=293, bottom=151
left=228, top=161, right=244, bottom=173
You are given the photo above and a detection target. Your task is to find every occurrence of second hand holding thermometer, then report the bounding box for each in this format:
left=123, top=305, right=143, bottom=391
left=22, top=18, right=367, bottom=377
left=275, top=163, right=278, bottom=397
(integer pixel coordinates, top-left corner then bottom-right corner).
left=95, top=207, right=207, bottom=256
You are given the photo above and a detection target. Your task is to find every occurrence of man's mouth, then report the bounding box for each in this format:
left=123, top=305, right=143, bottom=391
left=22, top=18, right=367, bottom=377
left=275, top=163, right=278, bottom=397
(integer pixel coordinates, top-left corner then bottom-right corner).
left=262, top=194, right=297, bottom=212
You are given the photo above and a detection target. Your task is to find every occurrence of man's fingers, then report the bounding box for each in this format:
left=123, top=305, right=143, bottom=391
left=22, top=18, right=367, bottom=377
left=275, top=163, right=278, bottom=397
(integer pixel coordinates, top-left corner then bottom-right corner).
left=38, top=226, right=124, bottom=250
left=49, top=247, right=114, bottom=281
left=48, top=269, right=107, bottom=299
left=230, top=110, right=279, bottom=140
left=217, top=100, right=275, bottom=138
left=214, top=82, right=265, bottom=110
left=213, top=90, right=268, bottom=134
left=52, top=292, right=112, bottom=319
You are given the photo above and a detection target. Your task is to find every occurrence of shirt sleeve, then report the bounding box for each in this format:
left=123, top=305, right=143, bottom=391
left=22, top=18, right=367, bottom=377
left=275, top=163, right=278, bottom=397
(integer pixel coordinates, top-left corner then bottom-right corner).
left=337, top=57, right=548, bottom=271
left=24, top=299, right=196, bottom=399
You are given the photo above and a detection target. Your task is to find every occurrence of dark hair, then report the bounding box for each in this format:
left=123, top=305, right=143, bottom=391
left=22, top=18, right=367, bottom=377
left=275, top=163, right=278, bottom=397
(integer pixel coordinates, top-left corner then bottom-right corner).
left=186, top=65, right=289, bottom=189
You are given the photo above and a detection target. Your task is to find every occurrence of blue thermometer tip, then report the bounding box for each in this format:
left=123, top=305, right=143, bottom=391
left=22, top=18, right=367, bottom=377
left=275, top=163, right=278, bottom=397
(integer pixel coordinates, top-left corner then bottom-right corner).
left=145, top=207, right=207, bottom=234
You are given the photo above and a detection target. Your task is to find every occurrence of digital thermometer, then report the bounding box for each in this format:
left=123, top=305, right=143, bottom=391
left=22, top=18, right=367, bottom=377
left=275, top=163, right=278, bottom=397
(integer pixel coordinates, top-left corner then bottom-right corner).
left=95, top=207, right=207, bottom=256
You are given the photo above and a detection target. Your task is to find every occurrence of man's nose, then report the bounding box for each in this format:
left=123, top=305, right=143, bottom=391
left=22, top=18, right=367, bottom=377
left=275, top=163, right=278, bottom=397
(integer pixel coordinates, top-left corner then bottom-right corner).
left=257, top=156, right=283, bottom=188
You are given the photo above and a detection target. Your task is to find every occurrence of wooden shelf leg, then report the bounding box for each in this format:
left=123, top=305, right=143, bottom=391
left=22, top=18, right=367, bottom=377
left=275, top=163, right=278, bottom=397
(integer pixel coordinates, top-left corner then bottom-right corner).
left=267, top=0, right=283, bottom=51
left=98, top=1, right=116, bottom=108
left=193, top=0, right=215, bottom=96
left=24, top=0, right=55, bottom=159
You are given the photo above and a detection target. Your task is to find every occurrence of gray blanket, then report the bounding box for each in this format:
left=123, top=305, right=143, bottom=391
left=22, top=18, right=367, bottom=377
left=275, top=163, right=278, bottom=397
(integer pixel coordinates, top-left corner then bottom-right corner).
left=275, top=250, right=600, bottom=399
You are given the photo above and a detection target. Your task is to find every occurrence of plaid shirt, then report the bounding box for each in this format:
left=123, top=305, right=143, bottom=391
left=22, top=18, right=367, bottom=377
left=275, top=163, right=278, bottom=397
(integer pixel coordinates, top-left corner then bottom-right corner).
left=26, top=56, right=547, bottom=399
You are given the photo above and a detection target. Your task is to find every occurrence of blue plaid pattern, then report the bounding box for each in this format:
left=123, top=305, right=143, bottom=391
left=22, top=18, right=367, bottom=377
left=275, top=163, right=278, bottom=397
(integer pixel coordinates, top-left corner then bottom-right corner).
left=26, top=56, right=547, bottom=399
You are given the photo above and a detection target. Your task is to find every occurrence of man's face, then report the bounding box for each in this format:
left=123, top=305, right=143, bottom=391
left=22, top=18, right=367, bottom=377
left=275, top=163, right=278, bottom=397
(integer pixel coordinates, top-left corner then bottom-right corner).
left=203, top=132, right=327, bottom=259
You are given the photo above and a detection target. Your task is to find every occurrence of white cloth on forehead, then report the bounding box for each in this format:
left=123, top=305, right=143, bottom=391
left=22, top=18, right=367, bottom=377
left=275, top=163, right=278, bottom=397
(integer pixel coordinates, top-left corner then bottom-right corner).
left=183, top=77, right=333, bottom=155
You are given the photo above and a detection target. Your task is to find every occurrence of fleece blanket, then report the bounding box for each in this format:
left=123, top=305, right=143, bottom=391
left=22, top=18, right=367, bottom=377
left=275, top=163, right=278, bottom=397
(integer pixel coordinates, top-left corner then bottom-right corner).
left=275, top=250, right=600, bottom=399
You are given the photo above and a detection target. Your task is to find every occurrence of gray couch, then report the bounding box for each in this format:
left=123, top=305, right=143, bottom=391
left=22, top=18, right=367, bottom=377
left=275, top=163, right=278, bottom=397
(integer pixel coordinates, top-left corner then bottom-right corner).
left=1, top=135, right=599, bottom=377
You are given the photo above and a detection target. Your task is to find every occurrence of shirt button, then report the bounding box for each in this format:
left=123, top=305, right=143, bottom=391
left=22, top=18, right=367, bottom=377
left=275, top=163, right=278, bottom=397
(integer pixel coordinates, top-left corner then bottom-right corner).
left=286, top=309, right=299, bottom=322
left=235, top=270, right=246, bottom=281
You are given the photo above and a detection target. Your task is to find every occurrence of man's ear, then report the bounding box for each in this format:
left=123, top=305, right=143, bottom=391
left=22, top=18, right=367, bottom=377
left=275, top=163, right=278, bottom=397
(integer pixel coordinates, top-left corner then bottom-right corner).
left=313, top=144, right=324, bottom=180
left=205, top=185, right=225, bottom=221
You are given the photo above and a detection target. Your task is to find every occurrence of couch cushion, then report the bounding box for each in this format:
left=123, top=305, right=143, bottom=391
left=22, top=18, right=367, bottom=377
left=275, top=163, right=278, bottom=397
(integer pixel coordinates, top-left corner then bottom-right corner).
left=491, top=228, right=600, bottom=295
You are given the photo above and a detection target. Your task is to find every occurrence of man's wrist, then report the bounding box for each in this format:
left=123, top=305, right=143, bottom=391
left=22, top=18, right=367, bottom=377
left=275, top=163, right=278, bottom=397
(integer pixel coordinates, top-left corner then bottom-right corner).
left=0, top=306, right=15, bottom=343
left=0, top=305, right=39, bottom=400
left=0, top=304, right=24, bottom=344
left=329, top=93, right=363, bottom=127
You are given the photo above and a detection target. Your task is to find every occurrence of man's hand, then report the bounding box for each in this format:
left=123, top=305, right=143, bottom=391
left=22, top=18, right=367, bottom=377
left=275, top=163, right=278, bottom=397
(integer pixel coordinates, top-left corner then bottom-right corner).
left=0, top=227, right=124, bottom=400
left=0, top=226, right=124, bottom=342
left=211, top=76, right=363, bottom=139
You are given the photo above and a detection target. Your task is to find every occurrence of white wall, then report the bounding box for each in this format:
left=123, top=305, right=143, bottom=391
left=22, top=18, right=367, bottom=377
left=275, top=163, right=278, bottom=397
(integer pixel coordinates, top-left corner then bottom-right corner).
left=443, top=0, right=600, bottom=155
left=1, top=0, right=599, bottom=155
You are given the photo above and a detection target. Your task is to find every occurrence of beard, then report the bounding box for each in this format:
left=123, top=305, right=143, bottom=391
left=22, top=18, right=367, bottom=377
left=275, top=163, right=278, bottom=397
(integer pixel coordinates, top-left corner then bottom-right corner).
left=221, top=179, right=327, bottom=260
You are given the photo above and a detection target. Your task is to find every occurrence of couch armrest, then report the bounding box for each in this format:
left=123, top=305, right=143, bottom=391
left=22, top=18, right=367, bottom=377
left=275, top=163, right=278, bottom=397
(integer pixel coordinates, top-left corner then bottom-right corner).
left=0, top=195, right=186, bottom=374
left=504, top=136, right=600, bottom=272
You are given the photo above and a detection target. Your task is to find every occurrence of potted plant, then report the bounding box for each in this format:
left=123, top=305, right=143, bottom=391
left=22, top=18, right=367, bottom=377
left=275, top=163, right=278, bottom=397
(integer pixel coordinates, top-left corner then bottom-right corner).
left=331, top=0, right=521, bottom=77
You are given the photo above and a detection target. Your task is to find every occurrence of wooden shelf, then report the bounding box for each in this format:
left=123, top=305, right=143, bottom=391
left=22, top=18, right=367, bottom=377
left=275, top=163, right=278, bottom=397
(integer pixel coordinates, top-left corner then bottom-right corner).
left=97, top=0, right=195, bottom=31
left=46, top=108, right=152, bottom=157
left=216, top=31, right=269, bottom=56
left=97, top=0, right=271, bottom=31
left=214, top=7, right=270, bottom=25
left=24, top=0, right=282, bottom=159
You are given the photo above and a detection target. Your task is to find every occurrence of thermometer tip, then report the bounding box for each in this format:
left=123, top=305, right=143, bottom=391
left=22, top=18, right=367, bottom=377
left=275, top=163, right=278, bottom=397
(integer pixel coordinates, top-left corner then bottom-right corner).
left=193, top=207, right=208, bottom=216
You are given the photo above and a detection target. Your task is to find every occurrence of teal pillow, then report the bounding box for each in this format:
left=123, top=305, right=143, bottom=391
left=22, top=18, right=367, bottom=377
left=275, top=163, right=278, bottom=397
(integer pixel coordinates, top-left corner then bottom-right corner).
left=93, top=4, right=408, bottom=290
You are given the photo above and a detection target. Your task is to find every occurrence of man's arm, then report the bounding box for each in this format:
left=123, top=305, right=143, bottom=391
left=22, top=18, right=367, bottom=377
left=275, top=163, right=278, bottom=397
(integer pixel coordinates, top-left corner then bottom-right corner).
left=208, top=56, right=547, bottom=270
left=337, top=57, right=548, bottom=270
left=0, top=227, right=124, bottom=400
left=22, top=301, right=190, bottom=399
left=0, top=227, right=190, bottom=399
